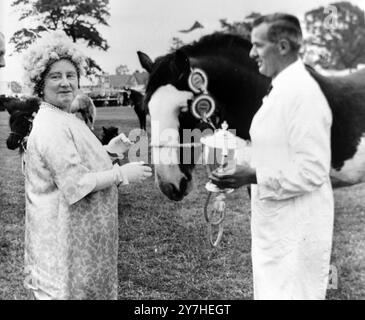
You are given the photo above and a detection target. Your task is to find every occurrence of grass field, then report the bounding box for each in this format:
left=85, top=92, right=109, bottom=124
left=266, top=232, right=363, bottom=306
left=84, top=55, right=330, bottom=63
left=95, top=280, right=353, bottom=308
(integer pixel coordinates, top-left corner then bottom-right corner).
left=0, top=106, right=364, bottom=300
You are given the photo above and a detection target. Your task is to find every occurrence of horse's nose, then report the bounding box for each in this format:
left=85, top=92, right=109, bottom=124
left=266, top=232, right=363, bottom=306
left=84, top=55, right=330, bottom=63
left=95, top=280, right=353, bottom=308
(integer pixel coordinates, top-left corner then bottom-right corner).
left=159, top=177, right=190, bottom=201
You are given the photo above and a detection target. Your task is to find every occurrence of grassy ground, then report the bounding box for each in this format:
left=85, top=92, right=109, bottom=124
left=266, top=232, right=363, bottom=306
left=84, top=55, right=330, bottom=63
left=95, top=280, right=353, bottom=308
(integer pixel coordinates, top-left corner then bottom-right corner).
left=0, top=107, right=364, bottom=300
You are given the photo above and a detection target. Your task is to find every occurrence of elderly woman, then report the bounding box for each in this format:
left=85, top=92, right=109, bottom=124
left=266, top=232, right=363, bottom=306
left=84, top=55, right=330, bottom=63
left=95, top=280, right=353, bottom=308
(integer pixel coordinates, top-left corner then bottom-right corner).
left=22, top=31, right=152, bottom=300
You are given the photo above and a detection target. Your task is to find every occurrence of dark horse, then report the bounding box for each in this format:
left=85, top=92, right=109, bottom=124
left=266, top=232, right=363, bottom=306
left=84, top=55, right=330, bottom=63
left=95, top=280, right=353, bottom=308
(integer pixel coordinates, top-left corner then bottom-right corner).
left=138, top=33, right=365, bottom=201
left=101, top=126, right=119, bottom=145
left=122, top=87, right=148, bottom=131
left=3, top=97, right=40, bottom=152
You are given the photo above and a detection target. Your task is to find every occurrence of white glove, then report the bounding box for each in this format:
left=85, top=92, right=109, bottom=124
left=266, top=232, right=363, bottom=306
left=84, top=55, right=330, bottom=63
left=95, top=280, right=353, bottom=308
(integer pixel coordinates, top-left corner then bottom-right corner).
left=104, top=133, right=134, bottom=156
left=115, top=161, right=153, bottom=184
left=90, top=162, right=152, bottom=192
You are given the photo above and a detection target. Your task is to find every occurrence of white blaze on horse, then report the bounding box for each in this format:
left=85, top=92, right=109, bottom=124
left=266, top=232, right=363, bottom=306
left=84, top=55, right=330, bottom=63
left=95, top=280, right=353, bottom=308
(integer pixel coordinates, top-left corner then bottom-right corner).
left=138, top=33, right=365, bottom=201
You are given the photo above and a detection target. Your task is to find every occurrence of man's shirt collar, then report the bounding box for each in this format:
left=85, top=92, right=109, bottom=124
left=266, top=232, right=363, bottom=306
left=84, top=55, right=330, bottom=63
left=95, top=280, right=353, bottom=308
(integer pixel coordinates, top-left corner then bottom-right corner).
left=271, top=59, right=304, bottom=89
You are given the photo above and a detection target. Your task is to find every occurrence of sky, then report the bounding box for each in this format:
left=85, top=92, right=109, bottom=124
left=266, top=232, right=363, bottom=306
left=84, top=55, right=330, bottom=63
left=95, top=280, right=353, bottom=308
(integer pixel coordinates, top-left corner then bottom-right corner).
left=1, top=0, right=365, bottom=84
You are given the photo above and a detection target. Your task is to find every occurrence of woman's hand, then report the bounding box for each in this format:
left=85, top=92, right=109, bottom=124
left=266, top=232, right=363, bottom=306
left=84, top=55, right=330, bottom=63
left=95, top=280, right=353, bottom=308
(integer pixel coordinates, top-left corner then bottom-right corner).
left=105, top=133, right=134, bottom=156
left=117, top=161, right=152, bottom=184
left=209, top=164, right=257, bottom=189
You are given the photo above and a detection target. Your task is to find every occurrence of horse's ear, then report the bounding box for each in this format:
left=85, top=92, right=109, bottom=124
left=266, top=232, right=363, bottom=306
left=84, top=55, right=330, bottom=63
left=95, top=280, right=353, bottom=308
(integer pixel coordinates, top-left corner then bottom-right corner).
left=102, top=126, right=107, bottom=131
left=174, top=50, right=191, bottom=75
left=137, top=51, right=154, bottom=73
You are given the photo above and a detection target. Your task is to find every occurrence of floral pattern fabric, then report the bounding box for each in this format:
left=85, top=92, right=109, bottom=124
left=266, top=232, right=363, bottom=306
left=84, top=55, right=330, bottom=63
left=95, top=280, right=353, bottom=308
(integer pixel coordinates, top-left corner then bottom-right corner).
left=24, top=104, right=118, bottom=300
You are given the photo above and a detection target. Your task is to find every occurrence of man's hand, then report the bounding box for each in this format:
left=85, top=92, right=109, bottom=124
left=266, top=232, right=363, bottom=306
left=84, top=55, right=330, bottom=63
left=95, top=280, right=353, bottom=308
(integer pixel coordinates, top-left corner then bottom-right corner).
left=209, top=164, right=257, bottom=189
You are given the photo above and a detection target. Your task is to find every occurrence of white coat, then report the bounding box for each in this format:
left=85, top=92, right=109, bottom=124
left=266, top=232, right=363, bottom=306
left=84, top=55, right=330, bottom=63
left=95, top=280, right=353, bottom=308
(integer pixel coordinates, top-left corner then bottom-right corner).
left=249, top=60, right=334, bottom=300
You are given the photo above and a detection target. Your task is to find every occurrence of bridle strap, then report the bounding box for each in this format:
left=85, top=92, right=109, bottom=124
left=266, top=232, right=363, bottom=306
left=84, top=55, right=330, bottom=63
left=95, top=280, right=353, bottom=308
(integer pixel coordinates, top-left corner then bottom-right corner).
left=150, top=142, right=203, bottom=148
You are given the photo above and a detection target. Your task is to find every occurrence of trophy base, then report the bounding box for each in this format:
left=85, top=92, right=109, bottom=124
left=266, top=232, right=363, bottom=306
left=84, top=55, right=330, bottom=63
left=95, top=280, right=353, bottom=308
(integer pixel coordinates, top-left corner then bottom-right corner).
left=205, top=181, right=234, bottom=194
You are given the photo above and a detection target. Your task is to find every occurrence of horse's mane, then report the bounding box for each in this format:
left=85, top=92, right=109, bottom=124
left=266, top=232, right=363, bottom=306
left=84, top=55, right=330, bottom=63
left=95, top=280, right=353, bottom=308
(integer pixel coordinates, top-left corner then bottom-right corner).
left=154, top=33, right=252, bottom=66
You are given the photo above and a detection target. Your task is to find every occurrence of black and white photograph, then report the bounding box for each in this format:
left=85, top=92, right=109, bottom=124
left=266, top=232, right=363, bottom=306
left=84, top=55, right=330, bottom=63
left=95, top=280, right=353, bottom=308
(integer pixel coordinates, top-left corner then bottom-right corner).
left=0, top=0, right=364, bottom=302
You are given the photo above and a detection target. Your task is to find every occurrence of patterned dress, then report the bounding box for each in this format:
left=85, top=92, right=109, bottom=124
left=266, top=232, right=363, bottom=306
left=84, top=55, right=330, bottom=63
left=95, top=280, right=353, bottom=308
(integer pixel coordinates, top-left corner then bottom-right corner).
left=24, top=103, right=118, bottom=299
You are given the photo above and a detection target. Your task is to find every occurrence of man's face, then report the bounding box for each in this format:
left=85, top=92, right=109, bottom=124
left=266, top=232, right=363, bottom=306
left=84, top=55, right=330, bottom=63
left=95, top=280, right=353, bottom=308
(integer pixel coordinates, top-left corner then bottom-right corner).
left=249, top=23, right=281, bottom=78
left=0, top=34, right=5, bottom=68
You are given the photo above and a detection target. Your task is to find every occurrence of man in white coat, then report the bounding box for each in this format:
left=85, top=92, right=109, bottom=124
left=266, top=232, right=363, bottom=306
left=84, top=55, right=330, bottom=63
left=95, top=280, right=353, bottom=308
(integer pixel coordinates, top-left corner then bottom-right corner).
left=211, top=13, right=334, bottom=300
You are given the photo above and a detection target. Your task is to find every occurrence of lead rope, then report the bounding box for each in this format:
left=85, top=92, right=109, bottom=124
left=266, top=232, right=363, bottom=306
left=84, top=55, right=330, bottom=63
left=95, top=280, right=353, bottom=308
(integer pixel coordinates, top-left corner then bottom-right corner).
left=203, top=191, right=226, bottom=247
left=21, top=147, right=26, bottom=175
left=202, top=144, right=227, bottom=247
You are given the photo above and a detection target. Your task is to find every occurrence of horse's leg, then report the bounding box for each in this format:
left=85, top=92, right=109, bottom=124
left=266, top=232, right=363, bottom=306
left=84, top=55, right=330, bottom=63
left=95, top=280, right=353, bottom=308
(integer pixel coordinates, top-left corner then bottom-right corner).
left=141, top=112, right=147, bottom=131
left=135, top=105, right=146, bottom=131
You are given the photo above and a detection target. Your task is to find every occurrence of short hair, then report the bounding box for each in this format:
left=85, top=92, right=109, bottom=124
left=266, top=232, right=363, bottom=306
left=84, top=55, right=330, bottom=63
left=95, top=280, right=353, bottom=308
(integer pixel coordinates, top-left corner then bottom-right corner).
left=252, top=13, right=303, bottom=52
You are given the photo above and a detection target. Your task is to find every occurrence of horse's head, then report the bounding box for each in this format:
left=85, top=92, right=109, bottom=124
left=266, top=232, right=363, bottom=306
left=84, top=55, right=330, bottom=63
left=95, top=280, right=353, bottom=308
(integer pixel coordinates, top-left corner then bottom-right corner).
left=138, top=33, right=270, bottom=201
left=5, top=97, right=40, bottom=152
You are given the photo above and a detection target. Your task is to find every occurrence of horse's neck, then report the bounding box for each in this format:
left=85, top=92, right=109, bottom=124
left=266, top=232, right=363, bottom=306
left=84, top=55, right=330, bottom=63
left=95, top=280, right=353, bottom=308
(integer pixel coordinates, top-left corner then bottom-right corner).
left=204, top=61, right=269, bottom=140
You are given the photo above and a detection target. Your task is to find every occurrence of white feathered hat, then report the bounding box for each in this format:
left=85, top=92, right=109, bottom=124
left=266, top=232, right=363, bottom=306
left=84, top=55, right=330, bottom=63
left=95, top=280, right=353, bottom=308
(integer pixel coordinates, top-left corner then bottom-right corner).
left=23, top=30, right=87, bottom=95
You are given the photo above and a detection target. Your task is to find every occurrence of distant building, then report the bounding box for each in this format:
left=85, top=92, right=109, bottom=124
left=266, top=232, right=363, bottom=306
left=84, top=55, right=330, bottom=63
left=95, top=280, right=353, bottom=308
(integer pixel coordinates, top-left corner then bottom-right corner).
left=98, top=71, right=149, bottom=92
left=133, top=70, right=149, bottom=91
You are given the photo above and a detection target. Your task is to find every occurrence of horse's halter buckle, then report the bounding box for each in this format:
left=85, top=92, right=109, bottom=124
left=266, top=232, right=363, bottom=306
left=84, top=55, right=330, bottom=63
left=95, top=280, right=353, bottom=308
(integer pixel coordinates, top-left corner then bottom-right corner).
left=188, top=68, right=216, bottom=129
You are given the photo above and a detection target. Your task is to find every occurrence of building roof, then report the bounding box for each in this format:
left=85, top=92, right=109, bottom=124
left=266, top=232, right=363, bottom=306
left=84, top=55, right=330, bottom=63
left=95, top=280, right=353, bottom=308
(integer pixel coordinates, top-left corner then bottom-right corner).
left=133, top=71, right=149, bottom=85
left=108, top=74, right=137, bottom=88
left=99, top=71, right=149, bottom=89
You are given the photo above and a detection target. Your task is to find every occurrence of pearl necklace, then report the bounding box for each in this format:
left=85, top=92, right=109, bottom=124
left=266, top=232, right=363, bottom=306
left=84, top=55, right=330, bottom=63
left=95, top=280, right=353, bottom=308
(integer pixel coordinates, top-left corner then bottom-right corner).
left=40, top=102, right=71, bottom=115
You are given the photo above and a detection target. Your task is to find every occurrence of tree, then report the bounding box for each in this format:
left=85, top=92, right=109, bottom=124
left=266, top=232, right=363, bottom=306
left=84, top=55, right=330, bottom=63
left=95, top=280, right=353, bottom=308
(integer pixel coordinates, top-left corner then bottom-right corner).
left=219, top=12, right=261, bottom=40
left=170, top=37, right=185, bottom=52
left=10, top=0, right=110, bottom=76
left=115, top=64, right=130, bottom=75
left=304, top=1, right=365, bottom=69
